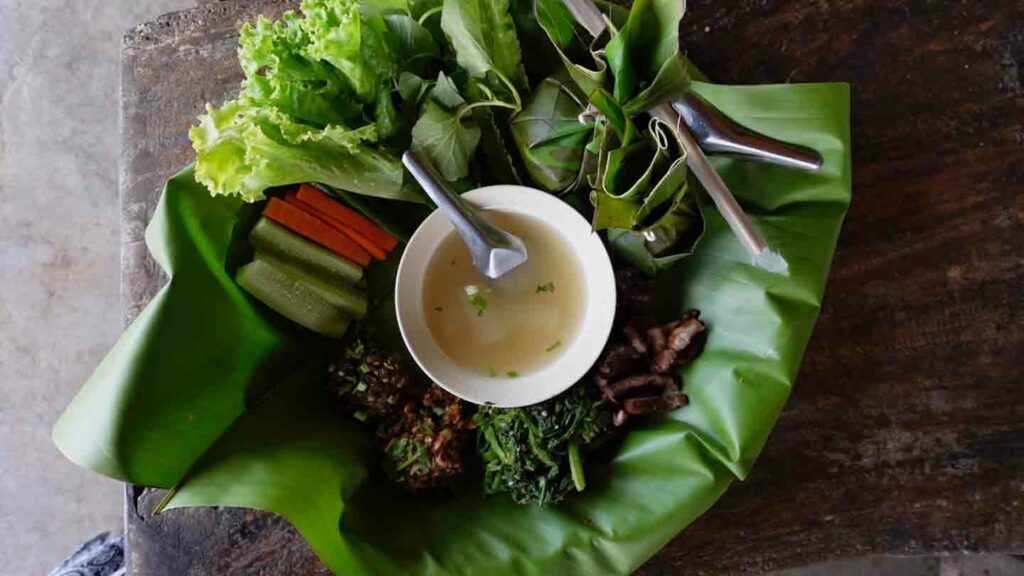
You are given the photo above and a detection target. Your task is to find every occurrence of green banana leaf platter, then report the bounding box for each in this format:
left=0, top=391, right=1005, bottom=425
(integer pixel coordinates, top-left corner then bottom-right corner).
left=54, top=78, right=850, bottom=574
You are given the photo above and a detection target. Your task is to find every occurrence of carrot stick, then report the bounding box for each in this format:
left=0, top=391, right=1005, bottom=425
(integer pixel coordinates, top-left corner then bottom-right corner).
left=263, top=198, right=371, bottom=267
left=285, top=191, right=388, bottom=261
left=296, top=184, right=398, bottom=252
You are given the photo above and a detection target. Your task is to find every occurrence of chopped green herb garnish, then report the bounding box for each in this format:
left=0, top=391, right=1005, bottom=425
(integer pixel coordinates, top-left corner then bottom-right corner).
left=346, top=341, right=365, bottom=359
left=469, top=295, right=488, bottom=316
left=354, top=410, right=368, bottom=422
left=433, top=306, right=444, bottom=312
left=487, top=366, right=498, bottom=378
left=536, top=281, right=556, bottom=294
left=354, top=382, right=368, bottom=393
left=465, top=284, right=489, bottom=316
left=545, top=340, right=562, bottom=352
left=358, top=363, right=371, bottom=373
left=506, top=370, right=519, bottom=378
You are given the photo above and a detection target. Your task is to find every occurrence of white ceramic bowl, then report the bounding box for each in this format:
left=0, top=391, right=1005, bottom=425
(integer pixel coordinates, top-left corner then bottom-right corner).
left=395, top=185, right=616, bottom=408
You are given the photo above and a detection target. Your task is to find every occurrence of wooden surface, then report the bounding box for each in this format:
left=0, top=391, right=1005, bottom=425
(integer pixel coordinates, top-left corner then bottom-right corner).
left=120, top=1, right=1024, bottom=574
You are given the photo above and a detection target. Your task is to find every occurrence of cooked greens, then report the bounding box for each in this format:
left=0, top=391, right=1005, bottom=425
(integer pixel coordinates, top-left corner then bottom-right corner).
left=475, top=385, right=612, bottom=505
left=410, top=75, right=482, bottom=181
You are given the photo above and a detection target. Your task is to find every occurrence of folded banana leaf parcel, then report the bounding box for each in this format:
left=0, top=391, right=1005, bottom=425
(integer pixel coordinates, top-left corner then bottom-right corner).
left=54, top=0, right=851, bottom=573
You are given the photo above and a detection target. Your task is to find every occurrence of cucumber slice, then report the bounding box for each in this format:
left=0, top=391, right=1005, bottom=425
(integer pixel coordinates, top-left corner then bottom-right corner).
left=257, top=253, right=369, bottom=319
left=249, top=218, right=363, bottom=285
left=236, top=258, right=350, bottom=338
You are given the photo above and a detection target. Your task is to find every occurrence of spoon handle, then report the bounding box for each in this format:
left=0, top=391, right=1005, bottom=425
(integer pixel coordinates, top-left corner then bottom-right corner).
left=402, top=152, right=511, bottom=253
left=673, top=92, right=822, bottom=171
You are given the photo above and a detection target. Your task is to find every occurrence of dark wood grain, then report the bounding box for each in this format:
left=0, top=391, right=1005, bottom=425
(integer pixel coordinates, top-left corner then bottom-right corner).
left=120, top=1, right=1024, bottom=574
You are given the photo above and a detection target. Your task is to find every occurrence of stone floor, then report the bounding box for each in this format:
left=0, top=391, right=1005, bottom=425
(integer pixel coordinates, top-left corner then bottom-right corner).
left=0, top=1, right=1021, bottom=575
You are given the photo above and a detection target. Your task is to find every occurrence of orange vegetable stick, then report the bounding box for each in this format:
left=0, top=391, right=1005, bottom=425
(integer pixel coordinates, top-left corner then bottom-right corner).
left=284, top=191, right=388, bottom=261
left=263, top=198, right=371, bottom=267
left=296, top=184, right=398, bottom=252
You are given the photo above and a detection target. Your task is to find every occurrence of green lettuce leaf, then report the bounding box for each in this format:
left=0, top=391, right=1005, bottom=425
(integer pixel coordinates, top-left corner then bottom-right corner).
left=192, top=0, right=460, bottom=203
left=238, top=13, right=362, bottom=127
left=190, top=101, right=419, bottom=202
left=300, top=0, right=396, bottom=102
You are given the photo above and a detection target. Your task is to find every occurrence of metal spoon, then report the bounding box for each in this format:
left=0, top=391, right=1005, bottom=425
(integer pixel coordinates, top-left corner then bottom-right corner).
left=402, top=151, right=528, bottom=279
left=673, top=92, right=822, bottom=171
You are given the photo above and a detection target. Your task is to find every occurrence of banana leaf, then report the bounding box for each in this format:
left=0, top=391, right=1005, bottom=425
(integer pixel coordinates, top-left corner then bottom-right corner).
left=53, top=79, right=851, bottom=575
left=604, top=0, right=690, bottom=110
left=510, top=74, right=593, bottom=192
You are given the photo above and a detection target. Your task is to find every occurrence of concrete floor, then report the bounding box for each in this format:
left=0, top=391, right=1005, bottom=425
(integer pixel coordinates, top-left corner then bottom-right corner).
left=0, top=0, right=192, bottom=573
left=0, top=1, right=1021, bottom=575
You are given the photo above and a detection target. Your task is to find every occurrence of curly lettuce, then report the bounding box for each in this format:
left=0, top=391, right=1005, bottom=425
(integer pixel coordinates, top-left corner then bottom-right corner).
left=299, top=0, right=396, bottom=102
left=190, top=102, right=415, bottom=202
left=191, top=0, right=436, bottom=203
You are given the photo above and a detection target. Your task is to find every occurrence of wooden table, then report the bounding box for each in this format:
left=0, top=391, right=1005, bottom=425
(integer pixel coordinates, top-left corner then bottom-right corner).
left=120, top=1, right=1024, bottom=574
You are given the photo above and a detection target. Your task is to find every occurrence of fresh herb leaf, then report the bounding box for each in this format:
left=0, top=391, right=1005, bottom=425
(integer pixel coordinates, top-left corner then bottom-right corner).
left=397, top=72, right=429, bottom=104
left=487, top=366, right=498, bottom=377
left=440, top=0, right=529, bottom=94
left=381, top=14, right=440, bottom=73
left=411, top=99, right=481, bottom=181
left=506, top=370, right=519, bottom=378
left=465, top=284, right=490, bottom=316
left=433, top=306, right=444, bottom=312
left=536, top=281, right=555, bottom=294
left=545, top=340, right=562, bottom=352
left=429, top=72, right=466, bottom=109
left=472, top=100, right=523, bottom=186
